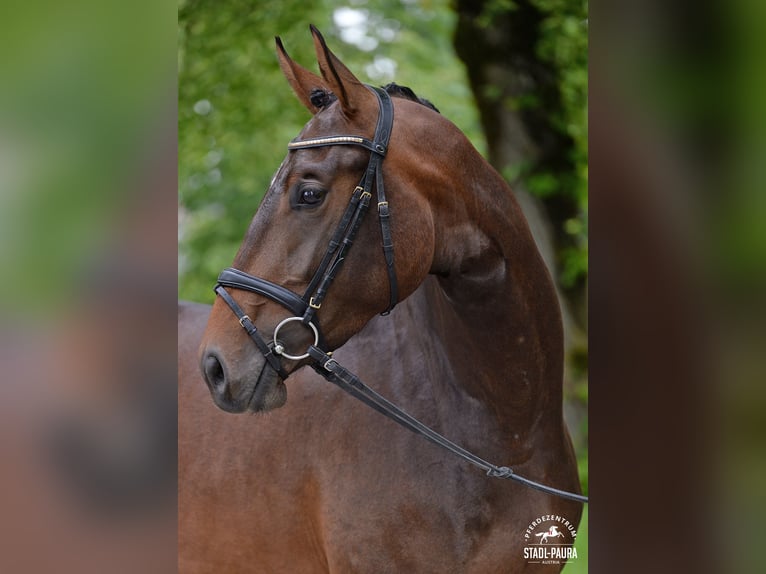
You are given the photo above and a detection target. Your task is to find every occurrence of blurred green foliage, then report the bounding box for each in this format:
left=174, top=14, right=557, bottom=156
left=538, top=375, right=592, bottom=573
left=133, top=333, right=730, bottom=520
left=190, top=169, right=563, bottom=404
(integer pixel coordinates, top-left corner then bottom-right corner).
left=531, top=0, right=588, bottom=291
left=0, top=1, right=174, bottom=312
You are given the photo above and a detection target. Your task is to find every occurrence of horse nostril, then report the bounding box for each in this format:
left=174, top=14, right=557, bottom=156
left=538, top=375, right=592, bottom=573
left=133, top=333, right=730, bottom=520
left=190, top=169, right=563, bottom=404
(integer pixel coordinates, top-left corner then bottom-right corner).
left=202, top=353, right=226, bottom=392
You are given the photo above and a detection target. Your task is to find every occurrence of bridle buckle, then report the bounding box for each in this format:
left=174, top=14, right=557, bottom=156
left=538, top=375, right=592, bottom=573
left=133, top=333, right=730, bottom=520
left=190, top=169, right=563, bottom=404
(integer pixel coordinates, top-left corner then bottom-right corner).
left=323, top=358, right=338, bottom=372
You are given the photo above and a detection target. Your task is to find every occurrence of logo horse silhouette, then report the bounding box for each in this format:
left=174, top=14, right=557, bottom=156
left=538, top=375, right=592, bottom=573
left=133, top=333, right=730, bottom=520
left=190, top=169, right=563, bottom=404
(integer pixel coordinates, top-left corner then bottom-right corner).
left=535, top=525, right=565, bottom=544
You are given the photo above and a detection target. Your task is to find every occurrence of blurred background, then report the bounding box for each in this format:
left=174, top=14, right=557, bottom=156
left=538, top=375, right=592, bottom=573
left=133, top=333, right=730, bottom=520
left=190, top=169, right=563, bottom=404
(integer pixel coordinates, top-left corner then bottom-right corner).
left=0, top=0, right=763, bottom=572
left=0, top=1, right=177, bottom=573
left=589, top=1, right=766, bottom=573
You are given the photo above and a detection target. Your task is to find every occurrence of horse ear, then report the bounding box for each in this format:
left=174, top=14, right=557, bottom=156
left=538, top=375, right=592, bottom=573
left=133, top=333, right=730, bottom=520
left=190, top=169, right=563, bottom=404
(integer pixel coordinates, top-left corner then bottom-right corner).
left=310, top=25, right=371, bottom=116
left=275, top=36, right=328, bottom=114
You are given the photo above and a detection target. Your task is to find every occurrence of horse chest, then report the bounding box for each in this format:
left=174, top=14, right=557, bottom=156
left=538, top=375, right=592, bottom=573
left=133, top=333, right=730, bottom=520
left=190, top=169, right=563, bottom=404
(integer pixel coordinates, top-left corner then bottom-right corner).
left=261, top=370, right=529, bottom=571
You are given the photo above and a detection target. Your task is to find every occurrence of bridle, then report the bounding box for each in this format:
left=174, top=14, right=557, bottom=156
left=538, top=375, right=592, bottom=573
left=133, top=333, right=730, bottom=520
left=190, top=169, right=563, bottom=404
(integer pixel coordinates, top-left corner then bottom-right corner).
left=214, top=86, right=396, bottom=378
left=213, top=86, right=588, bottom=505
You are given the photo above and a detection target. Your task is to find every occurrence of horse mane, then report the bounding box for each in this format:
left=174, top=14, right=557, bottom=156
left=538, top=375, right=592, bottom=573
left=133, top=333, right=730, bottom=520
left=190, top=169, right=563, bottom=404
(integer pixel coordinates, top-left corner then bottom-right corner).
left=308, top=82, right=440, bottom=114
left=381, top=83, right=440, bottom=113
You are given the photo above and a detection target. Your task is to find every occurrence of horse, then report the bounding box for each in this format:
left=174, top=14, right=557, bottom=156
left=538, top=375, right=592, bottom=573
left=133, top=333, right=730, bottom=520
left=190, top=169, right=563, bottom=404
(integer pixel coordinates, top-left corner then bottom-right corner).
left=179, top=27, right=583, bottom=573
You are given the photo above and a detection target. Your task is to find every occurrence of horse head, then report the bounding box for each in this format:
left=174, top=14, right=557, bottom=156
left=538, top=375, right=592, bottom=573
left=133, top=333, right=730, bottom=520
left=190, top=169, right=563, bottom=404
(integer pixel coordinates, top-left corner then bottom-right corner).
left=199, top=27, right=458, bottom=413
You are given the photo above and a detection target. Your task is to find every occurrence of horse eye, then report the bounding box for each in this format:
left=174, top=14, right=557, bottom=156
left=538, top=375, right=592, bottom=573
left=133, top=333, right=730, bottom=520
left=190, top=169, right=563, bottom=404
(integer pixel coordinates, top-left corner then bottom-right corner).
left=299, top=187, right=325, bottom=206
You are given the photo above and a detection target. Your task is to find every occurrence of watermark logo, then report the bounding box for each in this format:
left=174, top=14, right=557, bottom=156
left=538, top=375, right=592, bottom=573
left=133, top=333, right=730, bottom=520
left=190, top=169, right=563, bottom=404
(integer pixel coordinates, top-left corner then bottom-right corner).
left=523, top=514, right=579, bottom=567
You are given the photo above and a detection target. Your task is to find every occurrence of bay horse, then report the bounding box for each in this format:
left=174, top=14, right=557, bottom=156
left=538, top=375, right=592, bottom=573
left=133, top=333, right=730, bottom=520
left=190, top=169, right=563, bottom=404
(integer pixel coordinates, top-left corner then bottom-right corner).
left=179, top=27, right=583, bottom=573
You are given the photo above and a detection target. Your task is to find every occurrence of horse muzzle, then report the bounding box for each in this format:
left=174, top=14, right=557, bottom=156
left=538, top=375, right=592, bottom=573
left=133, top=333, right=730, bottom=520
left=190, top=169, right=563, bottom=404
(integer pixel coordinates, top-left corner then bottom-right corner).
left=200, top=347, right=286, bottom=413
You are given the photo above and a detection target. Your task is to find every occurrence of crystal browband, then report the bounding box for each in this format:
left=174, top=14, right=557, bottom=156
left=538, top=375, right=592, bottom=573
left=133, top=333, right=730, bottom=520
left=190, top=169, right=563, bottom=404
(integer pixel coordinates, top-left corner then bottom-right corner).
left=288, top=136, right=366, bottom=149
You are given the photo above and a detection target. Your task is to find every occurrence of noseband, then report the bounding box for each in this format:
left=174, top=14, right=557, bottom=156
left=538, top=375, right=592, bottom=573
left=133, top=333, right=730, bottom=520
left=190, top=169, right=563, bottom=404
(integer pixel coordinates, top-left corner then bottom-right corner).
left=212, top=86, right=588, bottom=504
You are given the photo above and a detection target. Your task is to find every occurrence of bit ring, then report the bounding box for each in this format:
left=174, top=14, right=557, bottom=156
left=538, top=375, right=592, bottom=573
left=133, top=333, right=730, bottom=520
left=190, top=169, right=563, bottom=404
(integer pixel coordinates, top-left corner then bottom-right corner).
left=272, top=317, right=319, bottom=361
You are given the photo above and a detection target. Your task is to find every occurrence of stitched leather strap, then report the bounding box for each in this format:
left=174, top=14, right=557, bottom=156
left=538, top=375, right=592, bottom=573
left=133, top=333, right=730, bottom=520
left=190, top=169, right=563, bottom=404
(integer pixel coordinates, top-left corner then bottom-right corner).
left=214, top=285, right=289, bottom=380
left=307, top=345, right=588, bottom=504
left=376, top=164, right=398, bottom=314
left=300, top=185, right=366, bottom=306
left=300, top=182, right=372, bottom=326
left=218, top=268, right=308, bottom=318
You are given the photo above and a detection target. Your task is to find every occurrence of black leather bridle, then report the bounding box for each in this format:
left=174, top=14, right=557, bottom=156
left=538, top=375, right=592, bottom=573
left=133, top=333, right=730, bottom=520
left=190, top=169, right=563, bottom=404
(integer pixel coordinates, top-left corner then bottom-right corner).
left=214, top=86, right=396, bottom=376
left=213, top=86, right=588, bottom=504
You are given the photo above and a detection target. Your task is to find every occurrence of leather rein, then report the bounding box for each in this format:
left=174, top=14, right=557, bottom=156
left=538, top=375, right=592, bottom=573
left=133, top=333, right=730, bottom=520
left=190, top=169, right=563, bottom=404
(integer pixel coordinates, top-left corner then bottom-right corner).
left=213, top=86, right=588, bottom=505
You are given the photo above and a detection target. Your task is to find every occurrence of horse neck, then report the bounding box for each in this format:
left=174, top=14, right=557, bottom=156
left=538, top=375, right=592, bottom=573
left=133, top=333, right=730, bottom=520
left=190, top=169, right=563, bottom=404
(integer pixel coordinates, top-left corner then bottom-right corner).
left=420, top=150, right=565, bottom=450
